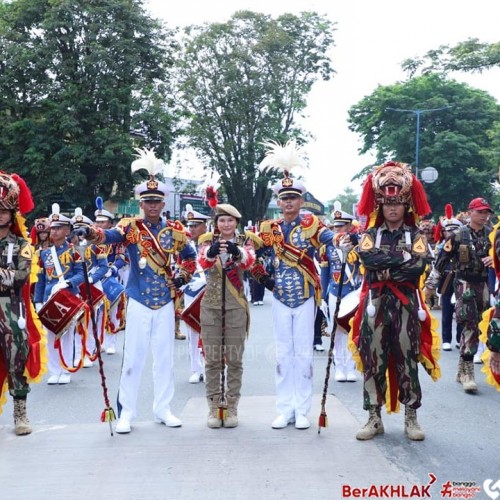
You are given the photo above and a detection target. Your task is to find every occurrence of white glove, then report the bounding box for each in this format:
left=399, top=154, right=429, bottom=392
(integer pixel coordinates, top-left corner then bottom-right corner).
left=35, top=303, right=43, bottom=313
left=490, top=294, right=496, bottom=308
left=50, top=280, right=68, bottom=296
left=88, top=276, right=94, bottom=284
left=189, top=275, right=206, bottom=293
left=320, top=299, right=329, bottom=318
left=337, top=235, right=353, bottom=255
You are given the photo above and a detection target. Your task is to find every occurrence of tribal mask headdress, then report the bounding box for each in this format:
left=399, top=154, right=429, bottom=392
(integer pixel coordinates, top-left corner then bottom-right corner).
left=357, top=161, right=431, bottom=228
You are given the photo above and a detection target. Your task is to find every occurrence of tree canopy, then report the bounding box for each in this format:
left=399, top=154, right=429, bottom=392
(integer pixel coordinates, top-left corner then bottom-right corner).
left=401, top=38, right=500, bottom=76
left=0, top=0, right=177, bottom=217
left=175, top=10, right=335, bottom=224
left=348, top=74, right=500, bottom=215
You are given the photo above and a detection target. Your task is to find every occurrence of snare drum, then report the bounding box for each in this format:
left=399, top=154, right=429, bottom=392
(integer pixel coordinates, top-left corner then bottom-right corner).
left=78, top=282, right=105, bottom=308
left=38, top=289, right=87, bottom=339
left=102, top=276, right=125, bottom=308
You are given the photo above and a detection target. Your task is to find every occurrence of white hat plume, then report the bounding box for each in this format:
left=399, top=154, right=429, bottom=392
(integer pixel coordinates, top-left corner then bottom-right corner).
left=259, top=140, right=308, bottom=176
left=131, top=147, right=165, bottom=177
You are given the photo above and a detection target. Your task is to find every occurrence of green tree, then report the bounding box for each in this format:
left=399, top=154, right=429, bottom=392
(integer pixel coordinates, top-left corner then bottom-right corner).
left=175, top=10, right=335, bottom=223
left=0, top=0, right=178, bottom=217
left=325, top=186, right=358, bottom=218
left=401, top=38, right=500, bottom=76
left=348, top=74, right=500, bottom=214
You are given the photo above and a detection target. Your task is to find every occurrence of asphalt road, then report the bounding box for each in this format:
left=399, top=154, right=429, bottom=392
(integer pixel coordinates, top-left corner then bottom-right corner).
left=1, top=293, right=499, bottom=499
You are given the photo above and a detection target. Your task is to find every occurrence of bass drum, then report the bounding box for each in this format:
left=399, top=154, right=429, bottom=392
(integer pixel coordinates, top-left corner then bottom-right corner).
left=38, top=289, right=87, bottom=339
left=327, top=287, right=361, bottom=333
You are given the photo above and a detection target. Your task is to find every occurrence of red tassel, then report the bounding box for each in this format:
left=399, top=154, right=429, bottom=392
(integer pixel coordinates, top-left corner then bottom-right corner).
left=445, top=203, right=453, bottom=220
left=29, top=226, right=38, bottom=246
left=318, top=413, right=328, bottom=428
left=357, top=173, right=376, bottom=217
left=205, top=186, right=219, bottom=209
left=11, top=174, right=34, bottom=215
left=410, top=175, right=431, bottom=217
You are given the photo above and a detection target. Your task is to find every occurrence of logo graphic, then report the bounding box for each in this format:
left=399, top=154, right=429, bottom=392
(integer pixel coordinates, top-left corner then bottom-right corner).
left=484, top=479, right=500, bottom=500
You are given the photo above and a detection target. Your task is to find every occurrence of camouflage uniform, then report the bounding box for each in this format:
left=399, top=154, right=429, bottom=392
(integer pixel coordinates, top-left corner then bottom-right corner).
left=358, top=223, right=427, bottom=410
left=426, top=223, right=491, bottom=358
left=0, top=233, right=32, bottom=398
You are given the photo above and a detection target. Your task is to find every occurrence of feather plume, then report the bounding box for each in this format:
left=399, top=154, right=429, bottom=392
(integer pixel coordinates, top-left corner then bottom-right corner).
left=259, top=140, right=307, bottom=174
left=205, top=186, right=218, bottom=209
left=52, top=203, right=60, bottom=217
left=333, top=201, right=342, bottom=212
left=74, top=207, right=83, bottom=217
left=131, top=147, right=165, bottom=177
left=445, top=203, right=453, bottom=220
left=11, top=174, right=34, bottom=215
left=96, top=196, right=104, bottom=210
left=185, top=204, right=193, bottom=212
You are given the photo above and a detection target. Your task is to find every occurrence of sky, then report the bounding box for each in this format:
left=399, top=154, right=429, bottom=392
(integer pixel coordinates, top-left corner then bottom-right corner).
left=146, top=0, right=500, bottom=204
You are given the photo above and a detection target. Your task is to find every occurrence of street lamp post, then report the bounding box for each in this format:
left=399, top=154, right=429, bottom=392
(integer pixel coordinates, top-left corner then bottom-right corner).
left=386, top=106, right=452, bottom=179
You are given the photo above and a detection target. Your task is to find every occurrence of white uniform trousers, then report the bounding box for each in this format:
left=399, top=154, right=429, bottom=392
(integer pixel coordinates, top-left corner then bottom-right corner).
left=117, top=298, right=175, bottom=420
left=328, top=292, right=356, bottom=373
left=47, top=326, right=74, bottom=377
left=272, top=296, right=315, bottom=418
left=181, top=294, right=204, bottom=374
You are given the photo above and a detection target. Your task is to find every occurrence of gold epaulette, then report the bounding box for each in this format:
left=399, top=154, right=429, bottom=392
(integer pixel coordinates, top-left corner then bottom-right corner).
left=198, top=232, right=214, bottom=245
left=244, top=231, right=264, bottom=249
left=259, top=219, right=275, bottom=235
left=300, top=214, right=319, bottom=240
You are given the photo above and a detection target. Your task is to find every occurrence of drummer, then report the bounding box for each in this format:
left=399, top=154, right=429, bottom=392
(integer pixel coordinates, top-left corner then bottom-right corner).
left=71, top=208, right=108, bottom=367
left=181, top=204, right=211, bottom=383
left=34, top=204, right=84, bottom=385
left=320, top=201, right=361, bottom=382
left=93, top=197, right=127, bottom=355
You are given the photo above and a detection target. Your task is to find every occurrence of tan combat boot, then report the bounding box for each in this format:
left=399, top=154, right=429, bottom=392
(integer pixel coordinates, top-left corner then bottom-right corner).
left=13, top=398, right=32, bottom=436
left=404, top=406, right=425, bottom=441
left=207, top=397, right=222, bottom=429
left=461, top=360, right=478, bottom=393
left=224, top=395, right=239, bottom=428
left=456, top=357, right=465, bottom=383
left=356, top=405, right=384, bottom=440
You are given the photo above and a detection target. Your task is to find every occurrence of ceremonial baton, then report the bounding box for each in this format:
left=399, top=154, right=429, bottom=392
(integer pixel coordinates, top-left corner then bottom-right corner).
left=318, top=245, right=348, bottom=434
left=77, top=238, right=116, bottom=436
left=218, top=263, right=228, bottom=421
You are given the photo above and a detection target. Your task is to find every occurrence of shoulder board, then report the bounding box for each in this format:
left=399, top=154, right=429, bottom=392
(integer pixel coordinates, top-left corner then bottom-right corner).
left=198, top=232, right=214, bottom=245
left=244, top=231, right=264, bottom=249
left=259, top=219, right=278, bottom=235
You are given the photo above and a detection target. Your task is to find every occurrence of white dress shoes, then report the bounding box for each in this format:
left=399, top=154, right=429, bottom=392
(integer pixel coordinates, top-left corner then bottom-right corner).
left=106, top=347, right=116, bottom=355
left=442, top=342, right=452, bottom=351
left=314, top=344, right=325, bottom=352
left=346, top=371, right=358, bottom=382
left=334, top=369, right=347, bottom=382
left=154, top=411, right=182, bottom=427
left=47, top=375, right=60, bottom=385
left=83, top=357, right=94, bottom=368
left=58, top=374, right=71, bottom=384
left=189, top=372, right=204, bottom=384
left=115, top=417, right=132, bottom=434
left=295, top=414, right=311, bottom=429
left=271, top=414, right=295, bottom=429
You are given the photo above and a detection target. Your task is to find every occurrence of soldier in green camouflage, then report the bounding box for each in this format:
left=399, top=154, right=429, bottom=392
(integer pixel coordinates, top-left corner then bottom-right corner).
left=352, top=161, right=440, bottom=442
left=0, top=171, right=35, bottom=435
left=425, top=197, right=493, bottom=394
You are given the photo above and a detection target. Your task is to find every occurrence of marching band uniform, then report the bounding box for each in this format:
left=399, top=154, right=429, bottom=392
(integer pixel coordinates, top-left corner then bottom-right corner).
left=182, top=205, right=210, bottom=383
left=352, top=161, right=440, bottom=441
left=0, top=171, right=39, bottom=435
left=425, top=197, right=493, bottom=393
left=71, top=208, right=108, bottom=367
left=33, top=204, right=85, bottom=385
left=85, top=148, right=196, bottom=433
left=320, top=202, right=361, bottom=382
left=198, top=203, right=256, bottom=428
left=93, top=198, right=127, bottom=355
left=251, top=141, right=335, bottom=430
